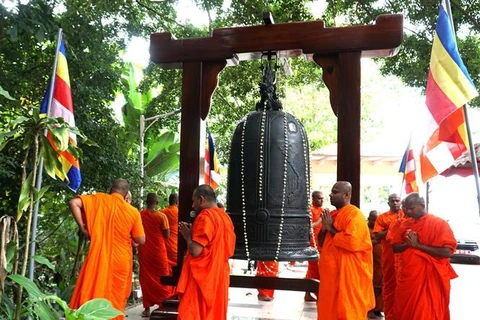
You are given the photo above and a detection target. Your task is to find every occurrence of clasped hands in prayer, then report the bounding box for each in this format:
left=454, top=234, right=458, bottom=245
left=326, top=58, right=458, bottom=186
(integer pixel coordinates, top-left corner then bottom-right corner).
left=179, top=221, right=192, bottom=240
left=405, top=229, right=420, bottom=248
left=321, top=208, right=332, bottom=231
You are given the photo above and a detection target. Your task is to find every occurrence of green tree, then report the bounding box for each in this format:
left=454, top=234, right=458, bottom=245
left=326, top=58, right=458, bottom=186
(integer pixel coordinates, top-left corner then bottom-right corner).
left=320, top=0, right=480, bottom=107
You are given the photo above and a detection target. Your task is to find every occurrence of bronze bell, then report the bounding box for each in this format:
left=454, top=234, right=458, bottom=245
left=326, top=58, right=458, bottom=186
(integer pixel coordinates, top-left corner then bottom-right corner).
left=226, top=56, right=317, bottom=261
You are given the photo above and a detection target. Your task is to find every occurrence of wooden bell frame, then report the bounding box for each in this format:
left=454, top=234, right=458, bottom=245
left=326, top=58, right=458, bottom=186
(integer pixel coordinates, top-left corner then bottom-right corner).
left=150, top=12, right=403, bottom=292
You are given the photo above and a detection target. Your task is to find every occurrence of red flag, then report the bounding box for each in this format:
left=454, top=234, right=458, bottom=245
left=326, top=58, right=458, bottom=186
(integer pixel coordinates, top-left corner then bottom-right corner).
left=419, top=0, right=477, bottom=183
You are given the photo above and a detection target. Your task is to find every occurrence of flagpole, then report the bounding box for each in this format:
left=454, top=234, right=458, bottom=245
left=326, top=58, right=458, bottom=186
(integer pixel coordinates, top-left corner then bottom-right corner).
left=28, top=28, right=63, bottom=281
left=399, top=174, right=405, bottom=199
left=463, top=104, right=480, bottom=215
left=444, top=0, right=480, bottom=214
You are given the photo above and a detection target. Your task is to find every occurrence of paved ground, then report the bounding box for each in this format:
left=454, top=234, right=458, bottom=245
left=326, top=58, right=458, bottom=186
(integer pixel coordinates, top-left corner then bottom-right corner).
left=125, top=287, right=319, bottom=320
left=125, top=261, right=377, bottom=320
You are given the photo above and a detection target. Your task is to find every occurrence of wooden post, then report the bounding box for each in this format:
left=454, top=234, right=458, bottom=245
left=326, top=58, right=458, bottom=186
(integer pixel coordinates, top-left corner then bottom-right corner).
left=337, top=52, right=362, bottom=206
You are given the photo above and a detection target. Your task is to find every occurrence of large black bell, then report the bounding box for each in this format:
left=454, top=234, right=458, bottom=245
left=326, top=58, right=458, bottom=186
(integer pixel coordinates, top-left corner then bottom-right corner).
left=226, top=57, right=317, bottom=261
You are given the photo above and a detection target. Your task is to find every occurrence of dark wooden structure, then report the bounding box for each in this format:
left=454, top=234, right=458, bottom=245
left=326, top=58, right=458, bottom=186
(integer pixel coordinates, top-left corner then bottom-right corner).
left=149, top=13, right=403, bottom=318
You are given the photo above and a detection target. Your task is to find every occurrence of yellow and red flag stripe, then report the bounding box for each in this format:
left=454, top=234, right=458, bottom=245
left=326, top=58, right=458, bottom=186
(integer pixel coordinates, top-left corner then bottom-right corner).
left=420, top=0, right=478, bottom=182
left=40, top=39, right=81, bottom=191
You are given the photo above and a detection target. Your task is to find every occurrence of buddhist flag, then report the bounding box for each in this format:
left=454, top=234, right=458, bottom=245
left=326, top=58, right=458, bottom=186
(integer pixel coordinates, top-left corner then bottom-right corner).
left=205, top=133, right=221, bottom=190
left=399, top=140, right=418, bottom=194
left=40, top=39, right=81, bottom=191
left=420, top=0, right=478, bottom=183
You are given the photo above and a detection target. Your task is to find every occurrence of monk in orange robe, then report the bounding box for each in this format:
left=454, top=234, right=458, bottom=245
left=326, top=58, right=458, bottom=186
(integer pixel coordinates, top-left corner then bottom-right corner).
left=304, top=190, right=324, bottom=301
left=256, top=261, right=279, bottom=301
left=161, top=193, right=179, bottom=268
left=177, top=184, right=236, bottom=320
left=317, top=181, right=375, bottom=320
left=367, top=210, right=384, bottom=318
left=373, top=193, right=404, bottom=319
left=391, top=193, right=457, bottom=320
left=138, top=193, right=172, bottom=317
left=69, top=179, right=145, bottom=319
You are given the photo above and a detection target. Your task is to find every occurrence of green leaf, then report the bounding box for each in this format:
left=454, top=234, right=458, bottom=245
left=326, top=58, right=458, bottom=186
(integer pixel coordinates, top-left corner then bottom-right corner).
left=44, top=295, right=69, bottom=312
left=40, top=135, right=63, bottom=180
left=76, top=298, right=123, bottom=319
left=50, top=127, right=69, bottom=152
left=8, top=275, right=45, bottom=300
left=0, top=294, right=16, bottom=319
left=81, top=138, right=99, bottom=147
left=11, top=116, right=30, bottom=126
left=32, top=300, right=59, bottom=320
left=0, top=85, right=15, bottom=100
left=0, top=140, right=8, bottom=153
left=140, top=88, right=153, bottom=110
left=17, top=172, right=33, bottom=221
left=64, top=307, right=76, bottom=320
left=5, top=241, right=17, bottom=272
left=0, top=129, right=18, bottom=141
left=32, top=255, right=55, bottom=271
left=144, top=143, right=180, bottom=178
left=0, top=129, right=19, bottom=152
left=145, top=131, right=176, bottom=162
left=126, top=62, right=142, bottom=110
left=22, top=133, right=32, bottom=150
left=66, top=144, right=81, bottom=160
left=34, top=185, right=51, bottom=203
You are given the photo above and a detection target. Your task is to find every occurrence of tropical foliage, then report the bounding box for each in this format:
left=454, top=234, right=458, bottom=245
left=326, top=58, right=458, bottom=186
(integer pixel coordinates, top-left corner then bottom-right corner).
left=8, top=274, right=122, bottom=320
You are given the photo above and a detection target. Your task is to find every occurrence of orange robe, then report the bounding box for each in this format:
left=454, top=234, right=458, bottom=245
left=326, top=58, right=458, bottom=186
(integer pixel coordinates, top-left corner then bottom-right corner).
left=70, top=193, right=144, bottom=319
left=256, top=261, right=279, bottom=298
left=306, top=205, right=323, bottom=280
left=370, top=228, right=383, bottom=312
left=138, top=209, right=172, bottom=308
left=177, top=207, right=236, bottom=320
left=317, top=204, right=375, bottom=320
left=373, top=209, right=404, bottom=319
left=390, top=214, right=458, bottom=320
left=162, top=205, right=179, bottom=267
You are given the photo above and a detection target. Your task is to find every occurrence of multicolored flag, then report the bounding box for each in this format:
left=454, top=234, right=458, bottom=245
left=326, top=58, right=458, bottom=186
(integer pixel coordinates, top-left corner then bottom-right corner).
left=420, top=0, right=478, bottom=183
left=399, top=140, right=418, bottom=194
left=204, top=132, right=221, bottom=190
left=40, top=39, right=81, bottom=191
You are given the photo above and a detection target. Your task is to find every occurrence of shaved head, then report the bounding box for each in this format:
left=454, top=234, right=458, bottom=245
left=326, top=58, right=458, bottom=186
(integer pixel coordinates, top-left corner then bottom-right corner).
left=404, top=193, right=426, bottom=219
left=330, top=181, right=352, bottom=209
left=169, top=193, right=179, bottom=205
left=312, top=190, right=322, bottom=197
left=110, top=179, right=129, bottom=196
left=388, top=193, right=399, bottom=201
left=387, top=193, right=401, bottom=212
left=192, top=184, right=217, bottom=214
left=311, top=190, right=324, bottom=207
left=335, top=181, right=352, bottom=193
left=404, top=193, right=425, bottom=207
left=194, top=184, right=216, bottom=202
left=146, top=193, right=159, bottom=207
